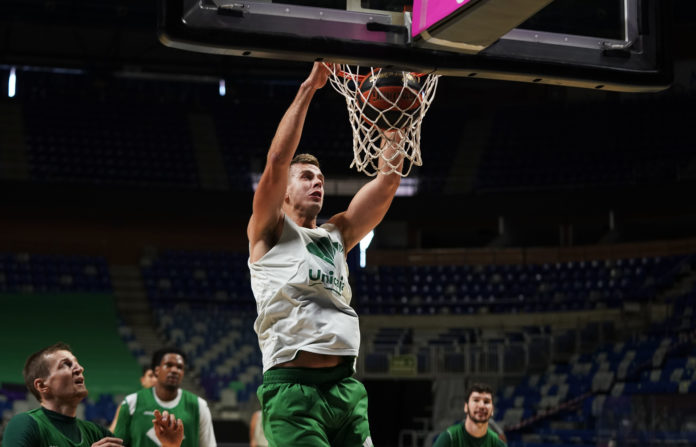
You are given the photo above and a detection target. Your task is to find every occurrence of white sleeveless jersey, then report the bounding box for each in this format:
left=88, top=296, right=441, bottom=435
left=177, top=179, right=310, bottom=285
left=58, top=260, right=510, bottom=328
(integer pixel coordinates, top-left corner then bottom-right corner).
left=249, top=216, right=360, bottom=372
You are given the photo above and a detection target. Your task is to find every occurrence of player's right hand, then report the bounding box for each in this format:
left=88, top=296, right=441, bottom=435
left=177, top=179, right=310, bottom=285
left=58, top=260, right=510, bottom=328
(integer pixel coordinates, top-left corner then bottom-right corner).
left=306, top=61, right=332, bottom=90
left=91, top=437, right=124, bottom=446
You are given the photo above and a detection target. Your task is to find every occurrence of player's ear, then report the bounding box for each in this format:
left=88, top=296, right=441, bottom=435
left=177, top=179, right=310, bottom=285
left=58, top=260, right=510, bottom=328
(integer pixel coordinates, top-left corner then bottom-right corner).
left=34, top=378, right=48, bottom=395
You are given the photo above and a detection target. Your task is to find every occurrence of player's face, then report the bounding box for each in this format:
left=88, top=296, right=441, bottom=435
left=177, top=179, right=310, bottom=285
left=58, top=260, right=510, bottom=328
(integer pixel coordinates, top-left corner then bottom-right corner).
left=140, top=368, right=157, bottom=388
left=155, top=353, right=185, bottom=390
left=286, top=163, right=324, bottom=215
left=465, top=392, right=493, bottom=424
left=40, top=350, right=88, bottom=402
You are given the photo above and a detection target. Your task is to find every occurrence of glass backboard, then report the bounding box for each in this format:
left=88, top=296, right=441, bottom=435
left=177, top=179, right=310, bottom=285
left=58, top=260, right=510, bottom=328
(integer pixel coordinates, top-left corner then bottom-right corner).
left=158, top=0, right=673, bottom=92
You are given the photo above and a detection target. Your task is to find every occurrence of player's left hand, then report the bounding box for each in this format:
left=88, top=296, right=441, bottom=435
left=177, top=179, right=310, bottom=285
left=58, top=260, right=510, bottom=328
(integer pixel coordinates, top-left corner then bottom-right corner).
left=91, top=437, right=123, bottom=446
left=152, top=409, right=184, bottom=447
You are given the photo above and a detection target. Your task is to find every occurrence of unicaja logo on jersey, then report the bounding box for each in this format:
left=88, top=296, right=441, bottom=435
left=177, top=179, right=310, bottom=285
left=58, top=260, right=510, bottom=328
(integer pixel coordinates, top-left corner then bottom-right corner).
left=306, top=237, right=342, bottom=266
left=307, top=237, right=346, bottom=294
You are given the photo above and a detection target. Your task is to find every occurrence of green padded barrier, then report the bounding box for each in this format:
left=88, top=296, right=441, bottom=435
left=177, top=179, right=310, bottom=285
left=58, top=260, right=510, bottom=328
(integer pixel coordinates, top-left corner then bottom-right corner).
left=0, top=293, right=142, bottom=397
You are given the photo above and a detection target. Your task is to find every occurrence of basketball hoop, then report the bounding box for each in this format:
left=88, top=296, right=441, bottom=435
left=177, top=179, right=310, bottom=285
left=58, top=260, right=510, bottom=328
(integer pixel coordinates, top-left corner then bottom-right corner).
left=324, top=64, right=440, bottom=177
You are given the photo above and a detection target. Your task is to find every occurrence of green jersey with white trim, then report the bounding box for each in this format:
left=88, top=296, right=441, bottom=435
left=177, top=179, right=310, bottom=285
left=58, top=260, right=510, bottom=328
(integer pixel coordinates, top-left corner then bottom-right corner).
left=114, top=387, right=200, bottom=447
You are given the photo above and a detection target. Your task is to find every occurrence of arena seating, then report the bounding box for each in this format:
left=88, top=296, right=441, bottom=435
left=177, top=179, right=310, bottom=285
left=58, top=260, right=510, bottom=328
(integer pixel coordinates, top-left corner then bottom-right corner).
left=1, top=248, right=692, bottom=446
left=23, top=99, right=199, bottom=188
left=138, top=249, right=694, bottom=416
left=0, top=252, right=111, bottom=294
left=141, top=250, right=259, bottom=402
left=501, top=290, right=696, bottom=447
left=141, top=249, right=252, bottom=309
left=0, top=252, right=139, bottom=427
left=154, top=305, right=261, bottom=403
left=352, top=255, right=687, bottom=315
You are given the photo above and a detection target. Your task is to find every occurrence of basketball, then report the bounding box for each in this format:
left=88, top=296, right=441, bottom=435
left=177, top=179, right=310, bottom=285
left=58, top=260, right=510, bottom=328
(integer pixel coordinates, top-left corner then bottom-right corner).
left=358, top=71, right=422, bottom=130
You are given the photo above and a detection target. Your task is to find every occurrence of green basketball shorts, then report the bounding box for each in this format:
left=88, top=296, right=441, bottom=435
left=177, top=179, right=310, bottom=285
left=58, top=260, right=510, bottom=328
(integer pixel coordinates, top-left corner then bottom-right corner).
left=257, top=361, right=373, bottom=447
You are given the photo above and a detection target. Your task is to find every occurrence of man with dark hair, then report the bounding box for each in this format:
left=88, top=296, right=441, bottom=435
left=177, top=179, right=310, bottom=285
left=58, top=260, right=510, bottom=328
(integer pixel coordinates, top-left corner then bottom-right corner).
left=433, top=382, right=507, bottom=447
left=248, top=62, right=404, bottom=446
left=113, top=347, right=216, bottom=447
left=149, top=348, right=187, bottom=372
left=2, top=342, right=183, bottom=447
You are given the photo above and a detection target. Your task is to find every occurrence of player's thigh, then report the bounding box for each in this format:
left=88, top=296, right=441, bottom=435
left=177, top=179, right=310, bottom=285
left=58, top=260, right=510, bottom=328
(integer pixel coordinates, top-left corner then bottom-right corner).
left=258, top=382, right=331, bottom=447
left=330, top=378, right=373, bottom=447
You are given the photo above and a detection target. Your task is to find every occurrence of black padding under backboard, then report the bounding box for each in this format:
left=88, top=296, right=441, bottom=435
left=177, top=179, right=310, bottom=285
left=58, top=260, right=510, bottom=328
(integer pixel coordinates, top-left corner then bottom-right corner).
left=158, top=0, right=673, bottom=92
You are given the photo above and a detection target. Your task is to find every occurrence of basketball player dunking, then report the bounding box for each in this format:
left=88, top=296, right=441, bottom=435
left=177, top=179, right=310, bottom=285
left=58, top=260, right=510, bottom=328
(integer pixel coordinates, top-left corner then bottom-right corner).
left=247, top=62, right=404, bottom=446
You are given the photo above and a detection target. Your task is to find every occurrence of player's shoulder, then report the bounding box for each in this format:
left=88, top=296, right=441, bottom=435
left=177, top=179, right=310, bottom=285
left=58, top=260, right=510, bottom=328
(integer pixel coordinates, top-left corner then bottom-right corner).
left=197, top=395, right=211, bottom=408
left=126, top=388, right=146, bottom=401
left=6, top=410, right=38, bottom=427
left=182, top=389, right=209, bottom=406
left=180, top=388, right=198, bottom=398
left=448, top=421, right=464, bottom=432
left=136, top=386, right=152, bottom=395
left=490, top=432, right=507, bottom=447
left=122, top=389, right=146, bottom=414
left=3, top=410, right=40, bottom=445
left=442, top=422, right=462, bottom=440
left=432, top=425, right=456, bottom=447
left=179, top=388, right=206, bottom=403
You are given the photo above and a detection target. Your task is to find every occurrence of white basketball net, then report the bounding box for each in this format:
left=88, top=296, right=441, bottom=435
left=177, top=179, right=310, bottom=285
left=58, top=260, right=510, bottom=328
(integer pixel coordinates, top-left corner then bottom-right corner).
left=324, top=64, right=440, bottom=177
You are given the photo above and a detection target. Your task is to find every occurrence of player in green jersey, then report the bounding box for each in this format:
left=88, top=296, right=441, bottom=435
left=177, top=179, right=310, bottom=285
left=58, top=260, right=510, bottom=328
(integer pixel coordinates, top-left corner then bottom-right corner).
left=109, top=366, right=157, bottom=433
left=433, top=383, right=507, bottom=447
left=113, top=347, right=216, bottom=447
left=2, top=342, right=183, bottom=447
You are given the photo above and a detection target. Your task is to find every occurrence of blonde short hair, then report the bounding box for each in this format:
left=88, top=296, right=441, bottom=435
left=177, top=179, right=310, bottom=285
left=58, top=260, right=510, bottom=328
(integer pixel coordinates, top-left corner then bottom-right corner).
left=290, top=153, right=320, bottom=169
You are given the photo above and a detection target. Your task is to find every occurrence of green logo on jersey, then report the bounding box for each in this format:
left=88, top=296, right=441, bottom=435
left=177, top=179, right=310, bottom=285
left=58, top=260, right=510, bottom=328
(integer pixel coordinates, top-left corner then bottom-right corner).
left=307, top=237, right=346, bottom=295
left=309, top=268, right=346, bottom=295
left=306, top=237, right=343, bottom=266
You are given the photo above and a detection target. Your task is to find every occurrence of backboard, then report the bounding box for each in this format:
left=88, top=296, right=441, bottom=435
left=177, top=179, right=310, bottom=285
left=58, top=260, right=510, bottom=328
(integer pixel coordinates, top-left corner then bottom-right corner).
left=158, top=0, right=673, bottom=92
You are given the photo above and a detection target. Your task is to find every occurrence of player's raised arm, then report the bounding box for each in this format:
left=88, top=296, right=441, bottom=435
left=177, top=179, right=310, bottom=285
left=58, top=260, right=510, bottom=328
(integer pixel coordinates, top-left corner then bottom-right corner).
left=328, top=130, right=404, bottom=252
left=248, top=62, right=330, bottom=263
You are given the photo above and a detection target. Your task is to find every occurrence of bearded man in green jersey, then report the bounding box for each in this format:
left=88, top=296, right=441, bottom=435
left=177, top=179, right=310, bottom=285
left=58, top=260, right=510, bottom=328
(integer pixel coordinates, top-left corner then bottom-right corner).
left=2, top=342, right=183, bottom=447
left=113, top=347, right=216, bottom=447
left=433, top=383, right=507, bottom=447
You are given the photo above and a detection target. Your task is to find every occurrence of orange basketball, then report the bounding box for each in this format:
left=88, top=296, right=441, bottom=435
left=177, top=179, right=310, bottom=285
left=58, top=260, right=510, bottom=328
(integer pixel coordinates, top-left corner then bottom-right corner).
left=358, top=71, right=422, bottom=129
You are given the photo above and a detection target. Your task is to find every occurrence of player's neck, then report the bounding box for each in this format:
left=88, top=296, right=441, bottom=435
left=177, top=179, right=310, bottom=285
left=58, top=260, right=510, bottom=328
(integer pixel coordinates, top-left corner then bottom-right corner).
left=289, top=211, right=317, bottom=229
left=464, top=418, right=488, bottom=438
left=41, top=400, right=79, bottom=418
left=154, top=384, right=179, bottom=402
